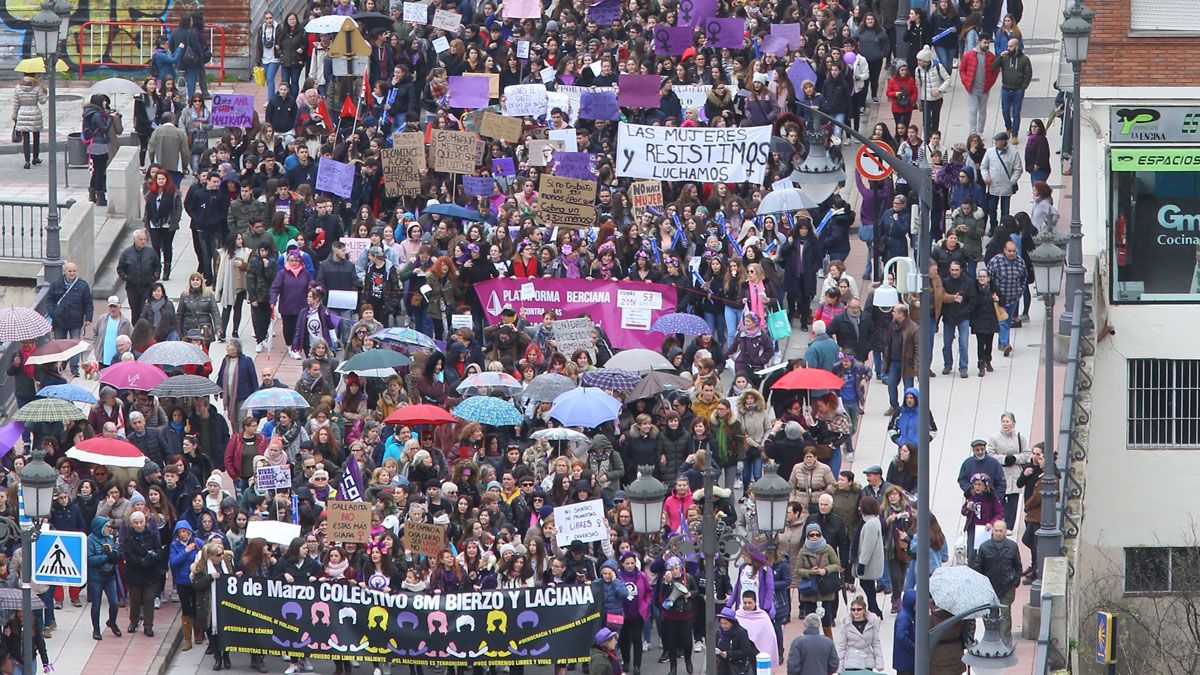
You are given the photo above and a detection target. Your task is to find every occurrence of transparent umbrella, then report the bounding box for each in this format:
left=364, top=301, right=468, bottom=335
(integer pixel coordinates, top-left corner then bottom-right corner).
left=929, top=565, right=999, bottom=617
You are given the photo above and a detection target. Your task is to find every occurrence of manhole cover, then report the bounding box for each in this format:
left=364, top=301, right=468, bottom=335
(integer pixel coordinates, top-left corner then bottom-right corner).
left=55, top=94, right=82, bottom=102
left=1023, top=46, right=1058, bottom=56
left=1025, top=38, right=1057, bottom=46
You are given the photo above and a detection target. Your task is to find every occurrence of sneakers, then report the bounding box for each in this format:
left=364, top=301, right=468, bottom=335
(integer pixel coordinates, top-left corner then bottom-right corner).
left=154, top=597, right=161, bottom=609
left=254, top=342, right=263, bottom=354
left=71, top=597, right=82, bottom=607
left=169, top=590, right=178, bottom=603
left=643, top=640, right=652, bottom=652
left=55, top=600, right=63, bottom=609
left=942, top=366, right=952, bottom=375
left=693, top=639, right=704, bottom=653
left=288, top=349, right=303, bottom=360
left=1003, top=345, right=1013, bottom=357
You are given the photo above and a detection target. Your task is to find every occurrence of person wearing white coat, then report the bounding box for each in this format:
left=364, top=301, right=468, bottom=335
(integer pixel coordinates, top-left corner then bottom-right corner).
left=915, top=46, right=953, bottom=135
left=834, top=600, right=886, bottom=672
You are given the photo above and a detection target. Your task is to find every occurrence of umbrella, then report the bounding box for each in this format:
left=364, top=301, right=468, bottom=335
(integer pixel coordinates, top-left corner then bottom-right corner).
left=0, top=588, right=44, bottom=611
left=246, top=520, right=302, bottom=546
left=0, top=422, right=24, bottom=457
left=0, top=307, right=51, bottom=342
left=350, top=11, right=393, bottom=32
left=452, top=397, right=525, bottom=426
left=424, top=203, right=486, bottom=222
left=14, top=57, right=67, bottom=74
left=26, top=339, right=90, bottom=365
left=305, top=14, right=353, bottom=32
left=139, top=340, right=210, bottom=367
left=650, top=312, right=713, bottom=336
left=384, top=404, right=456, bottom=426
left=756, top=187, right=821, bottom=215
left=67, top=436, right=148, bottom=468
left=929, top=565, right=1000, bottom=617
left=242, top=388, right=311, bottom=411
left=523, top=373, right=576, bottom=402
left=37, top=384, right=98, bottom=405
left=771, top=367, right=846, bottom=391
left=531, top=427, right=590, bottom=442
left=605, top=348, right=673, bottom=373
left=455, top=372, right=523, bottom=397
left=13, top=398, right=85, bottom=423
left=99, top=361, right=167, bottom=391
left=149, top=374, right=221, bottom=398
left=88, top=77, right=144, bottom=96
left=628, top=371, right=693, bottom=401
left=337, top=349, right=413, bottom=376
left=371, top=327, right=439, bottom=350
left=549, top=387, right=621, bottom=428
left=580, top=368, right=642, bottom=391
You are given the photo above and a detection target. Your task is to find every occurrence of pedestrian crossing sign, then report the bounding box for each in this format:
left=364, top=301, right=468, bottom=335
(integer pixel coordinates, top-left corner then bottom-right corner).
left=32, top=529, right=87, bottom=586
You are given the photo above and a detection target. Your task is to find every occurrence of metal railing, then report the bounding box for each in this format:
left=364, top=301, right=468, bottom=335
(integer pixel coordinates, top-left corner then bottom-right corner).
left=0, top=199, right=75, bottom=261
left=76, top=21, right=227, bottom=83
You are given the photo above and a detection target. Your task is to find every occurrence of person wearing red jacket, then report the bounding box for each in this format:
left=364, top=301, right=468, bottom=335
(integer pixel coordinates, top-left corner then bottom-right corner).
left=959, top=34, right=999, bottom=136
left=884, top=64, right=918, bottom=128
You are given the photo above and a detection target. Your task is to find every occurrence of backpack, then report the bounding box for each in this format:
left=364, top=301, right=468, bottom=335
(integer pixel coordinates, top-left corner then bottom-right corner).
left=81, top=110, right=99, bottom=144
left=147, top=49, right=162, bottom=79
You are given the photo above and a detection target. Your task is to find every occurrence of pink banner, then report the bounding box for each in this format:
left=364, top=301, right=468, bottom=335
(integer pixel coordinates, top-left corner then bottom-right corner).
left=474, top=278, right=678, bottom=350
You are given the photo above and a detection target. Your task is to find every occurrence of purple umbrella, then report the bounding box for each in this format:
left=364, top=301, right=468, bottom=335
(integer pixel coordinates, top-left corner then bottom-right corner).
left=0, top=422, right=24, bottom=458
left=650, top=312, right=713, bottom=336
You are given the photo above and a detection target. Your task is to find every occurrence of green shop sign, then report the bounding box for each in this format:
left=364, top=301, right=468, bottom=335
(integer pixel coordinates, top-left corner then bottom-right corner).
left=1110, top=148, right=1200, bottom=171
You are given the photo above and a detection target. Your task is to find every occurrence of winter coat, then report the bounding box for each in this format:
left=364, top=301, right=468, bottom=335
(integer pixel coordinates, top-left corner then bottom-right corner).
left=176, top=288, right=221, bottom=335
left=787, top=627, right=840, bottom=675
left=86, top=516, right=119, bottom=582
left=878, top=206, right=912, bottom=260
left=794, top=544, right=840, bottom=601
left=91, top=314, right=133, bottom=366
left=47, top=273, right=93, bottom=330
left=227, top=197, right=270, bottom=236
left=987, top=428, right=1031, bottom=496
left=192, top=551, right=235, bottom=631
left=144, top=190, right=183, bottom=231
left=82, top=102, right=121, bottom=155
left=963, top=488, right=1005, bottom=529
left=993, top=49, right=1033, bottom=91
left=624, top=424, right=660, bottom=471
left=856, top=516, right=885, bottom=580
left=827, top=309, right=872, bottom=360
left=736, top=391, right=773, bottom=451
left=715, top=623, right=758, bottom=675
left=780, top=230, right=824, bottom=294
left=128, top=425, right=169, bottom=466
left=245, top=254, right=277, bottom=303
left=916, top=61, right=952, bottom=102
left=883, top=317, right=919, bottom=378
left=789, top=461, right=836, bottom=508
left=118, top=243, right=161, bottom=287
left=122, top=524, right=163, bottom=585
left=971, top=535, right=1023, bottom=595
left=732, top=331, right=774, bottom=374
left=147, top=123, right=190, bottom=174
left=710, top=414, right=745, bottom=469
left=270, top=264, right=314, bottom=315
left=885, top=74, right=917, bottom=114
left=49, top=499, right=87, bottom=534
left=893, top=590, right=917, bottom=671
left=951, top=206, right=988, bottom=260
left=940, top=272, right=976, bottom=325
left=980, top=146, right=1023, bottom=197
left=804, top=333, right=840, bottom=372
left=959, top=47, right=998, bottom=93
left=11, top=81, right=46, bottom=133
left=657, top=426, right=691, bottom=480
left=969, top=278, right=1001, bottom=335
left=858, top=26, right=890, bottom=62
left=835, top=612, right=885, bottom=672
left=168, top=521, right=199, bottom=586
left=820, top=206, right=855, bottom=260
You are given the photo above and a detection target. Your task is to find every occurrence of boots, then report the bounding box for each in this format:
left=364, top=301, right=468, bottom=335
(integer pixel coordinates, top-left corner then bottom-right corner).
left=88, top=188, right=96, bottom=203
left=96, top=191, right=108, bottom=206
left=212, top=636, right=223, bottom=670
left=683, top=653, right=693, bottom=674
left=180, top=617, right=193, bottom=651
left=163, top=262, right=171, bottom=281
left=194, top=620, right=206, bottom=644
left=667, top=661, right=677, bottom=675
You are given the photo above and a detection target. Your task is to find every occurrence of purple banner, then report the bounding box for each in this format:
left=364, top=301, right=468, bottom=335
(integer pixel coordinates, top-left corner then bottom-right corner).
left=703, top=17, right=744, bottom=49
left=448, top=75, right=490, bottom=108
left=579, top=90, right=619, bottom=120
left=588, top=0, right=621, bottom=24
left=554, top=152, right=597, bottom=180
left=337, top=453, right=364, bottom=502
left=463, top=175, right=494, bottom=196
left=492, top=157, right=516, bottom=176
left=772, top=23, right=802, bottom=50
left=474, top=278, right=678, bottom=349
left=210, top=94, right=254, bottom=128
left=676, top=0, right=716, bottom=27
left=654, top=26, right=694, bottom=55
left=787, top=57, right=818, bottom=94
left=618, top=74, right=661, bottom=107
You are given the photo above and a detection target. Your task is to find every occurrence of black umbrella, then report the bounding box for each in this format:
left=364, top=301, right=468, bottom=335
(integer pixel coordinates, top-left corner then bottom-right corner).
left=353, top=12, right=394, bottom=34
left=150, top=374, right=222, bottom=398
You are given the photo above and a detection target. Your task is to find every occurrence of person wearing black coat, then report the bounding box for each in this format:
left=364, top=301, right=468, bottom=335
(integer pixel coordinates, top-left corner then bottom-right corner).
left=764, top=421, right=811, bottom=484
left=117, top=230, right=162, bottom=324
left=939, top=262, right=976, bottom=376
left=264, top=85, right=298, bottom=137
left=127, top=412, right=169, bottom=467
left=968, top=268, right=1001, bottom=376
left=183, top=172, right=230, bottom=286
left=46, top=262, right=93, bottom=374
left=819, top=196, right=856, bottom=262
left=827, top=301, right=873, bottom=362
left=714, top=607, right=757, bottom=675
left=122, top=511, right=162, bottom=635
left=780, top=220, right=825, bottom=330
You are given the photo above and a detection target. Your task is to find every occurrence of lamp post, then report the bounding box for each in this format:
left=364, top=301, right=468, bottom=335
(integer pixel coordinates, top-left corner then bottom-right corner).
left=961, top=607, right=1020, bottom=673
left=789, top=125, right=846, bottom=204
left=32, top=0, right=69, bottom=285
left=1057, top=0, right=1094, bottom=336
left=625, top=465, right=669, bottom=537
left=18, top=451, right=57, bottom=672
left=749, top=462, right=791, bottom=536
left=1028, top=230, right=1065, bottom=607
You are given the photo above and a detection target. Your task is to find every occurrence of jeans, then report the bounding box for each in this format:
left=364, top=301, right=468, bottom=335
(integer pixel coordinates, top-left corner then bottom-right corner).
left=88, top=576, right=119, bottom=630
left=282, top=65, right=303, bottom=97
left=826, top=445, right=842, bottom=477
left=987, top=194, right=1012, bottom=230
left=724, top=305, right=742, bottom=346
left=1000, top=88, right=1026, bottom=135
left=1029, top=170, right=1050, bottom=186
left=39, top=587, right=54, bottom=626
left=966, top=91, right=989, bottom=135
left=886, top=362, right=913, bottom=409
left=832, top=112, right=847, bottom=142
left=998, top=299, right=1019, bottom=347
left=842, top=400, right=861, bottom=455
left=703, top=310, right=726, bottom=347
left=933, top=46, right=956, bottom=71
left=264, top=61, right=280, bottom=94
left=720, top=465, right=738, bottom=489
left=741, top=454, right=763, bottom=489
left=184, top=68, right=201, bottom=98
left=942, top=318, right=970, bottom=371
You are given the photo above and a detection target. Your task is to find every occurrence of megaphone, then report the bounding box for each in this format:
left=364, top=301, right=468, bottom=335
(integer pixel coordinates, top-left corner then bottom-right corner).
left=662, top=581, right=689, bottom=609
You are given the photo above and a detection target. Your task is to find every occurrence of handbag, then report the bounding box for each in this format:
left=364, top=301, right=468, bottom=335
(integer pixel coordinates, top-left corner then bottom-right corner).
left=994, top=302, right=1009, bottom=321
left=253, top=66, right=266, bottom=87
left=10, top=125, right=17, bottom=144
left=766, top=303, right=792, bottom=340
left=857, top=221, right=874, bottom=243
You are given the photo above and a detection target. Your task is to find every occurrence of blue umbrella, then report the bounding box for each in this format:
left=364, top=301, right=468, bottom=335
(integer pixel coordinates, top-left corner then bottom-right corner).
left=371, top=327, right=439, bottom=351
left=37, top=384, right=99, bottom=405
left=424, top=203, right=486, bottom=222
left=452, top=397, right=525, bottom=426
left=580, top=368, right=641, bottom=391
left=651, top=312, right=713, bottom=336
left=549, top=387, right=621, bottom=428
left=242, top=388, right=311, bottom=411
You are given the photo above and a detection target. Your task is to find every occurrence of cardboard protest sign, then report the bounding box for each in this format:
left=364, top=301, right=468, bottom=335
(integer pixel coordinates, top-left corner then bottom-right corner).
left=402, top=1, right=428, bottom=23
left=503, top=0, right=540, bottom=19
left=210, top=94, right=254, bottom=128
left=537, top=174, right=597, bottom=229
left=327, top=500, right=372, bottom=543
left=381, top=132, right=426, bottom=196
left=588, top=0, right=621, bottom=24
left=527, top=139, right=564, bottom=166
left=630, top=180, right=664, bottom=218
left=553, top=499, right=608, bottom=546
left=616, top=123, right=772, bottom=183
left=760, top=33, right=789, bottom=56
left=674, top=84, right=711, bottom=119
left=463, top=175, right=494, bottom=196
left=787, top=57, right=819, bottom=95
left=654, top=26, right=693, bottom=55
left=618, top=74, right=661, bottom=107
left=677, top=0, right=716, bottom=26
left=315, top=158, right=355, bottom=198
left=554, top=152, right=597, bottom=180
left=579, top=89, right=619, bottom=120
left=503, top=83, right=548, bottom=117
left=772, top=23, right=803, bottom=50
left=431, top=130, right=483, bottom=174
left=403, top=521, right=448, bottom=557
left=449, top=75, right=490, bottom=108
left=432, top=9, right=461, bottom=31
left=492, top=157, right=516, bottom=176
left=479, top=111, right=523, bottom=142
left=703, top=17, right=744, bottom=49
left=552, top=317, right=595, bottom=356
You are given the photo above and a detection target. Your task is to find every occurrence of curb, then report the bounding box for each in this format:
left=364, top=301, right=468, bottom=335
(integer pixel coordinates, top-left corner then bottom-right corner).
left=149, top=608, right=184, bottom=675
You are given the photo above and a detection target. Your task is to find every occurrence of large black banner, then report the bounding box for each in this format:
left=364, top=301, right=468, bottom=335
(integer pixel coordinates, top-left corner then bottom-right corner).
left=216, top=578, right=602, bottom=665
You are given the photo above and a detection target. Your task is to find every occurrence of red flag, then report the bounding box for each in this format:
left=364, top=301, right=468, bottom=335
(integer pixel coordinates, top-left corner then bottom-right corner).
left=340, top=95, right=357, bottom=119
left=424, top=120, right=433, bottom=144
left=317, top=98, right=331, bottom=126
left=363, top=69, right=371, bottom=100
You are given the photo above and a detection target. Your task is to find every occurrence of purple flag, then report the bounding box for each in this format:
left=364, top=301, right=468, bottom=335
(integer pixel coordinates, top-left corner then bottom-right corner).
left=772, top=23, right=802, bottom=50
left=463, top=175, right=495, bottom=196
left=703, top=17, right=744, bottom=49
left=588, top=0, right=621, bottom=25
left=448, top=75, right=490, bottom=109
left=492, top=157, right=516, bottom=176
left=787, top=57, right=818, bottom=94
left=338, top=452, right=365, bottom=501
left=618, top=74, right=661, bottom=108
left=654, top=26, right=693, bottom=55
left=677, top=0, right=716, bottom=27
left=579, top=90, right=620, bottom=121
left=554, top=152, right=598, bottom=180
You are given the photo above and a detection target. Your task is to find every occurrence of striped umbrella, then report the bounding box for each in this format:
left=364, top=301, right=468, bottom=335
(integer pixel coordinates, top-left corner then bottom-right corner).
left=0, top=307, right=51, bottom=342
left=581, top=368, right=642, bottom=391
left=650, top=312, right=713, bottom=336
left=452, top=397, right=525, bottom=426
left=37, top=384, right=99, bottom=405
left=13, top=398, right=85, bottom=423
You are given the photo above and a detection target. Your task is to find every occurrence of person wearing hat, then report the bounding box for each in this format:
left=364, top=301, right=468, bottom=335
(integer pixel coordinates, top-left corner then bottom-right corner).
left=794, top=523, right=840, bottom=636
left=914, top=45, right=952, bottom=133
left=92, top=295, right=133, bottom=367
left=714, top=606, right=757, bottom=675
left=168, top=519, right=200, bottom=650
left=956, top=439, right=1006, bottom=497
left=785, top=612, right=839, bottom=675
left=979, top=127, right=1024, bottom=230
left=655, top=555, right=697, bottom=675
left=591, top=627, right=622, bottom=675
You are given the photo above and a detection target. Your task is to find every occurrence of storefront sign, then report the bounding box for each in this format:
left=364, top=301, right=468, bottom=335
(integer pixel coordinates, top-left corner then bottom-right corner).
left=1110, top=107, right=1200, bottom=143
left=1110, top=147, right=1200, bottom=171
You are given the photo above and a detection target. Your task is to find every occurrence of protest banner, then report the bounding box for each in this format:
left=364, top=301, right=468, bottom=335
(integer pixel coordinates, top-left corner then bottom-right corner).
left=403, top=1, right=428, bottom=23
left=553, top=499, right=609, bottom=546
left=503, top=0, right=540, bottom=19
left=403, top=521, right=448, bottom=557
left=315, top=158, right=355, bottom=198
left=474, top=277, right=677, bottom=349
left=448, top=75, right=490, bottom=108
left=703, top=17, right=745, bottom=49
left=255, top=465, right=291, bottom=491
left=552, top=317, right=595, bottom=356
left=616, top=123, right=772, bottom=183
left=463, top=175, right=494, bottom=196
left=210, top=94, right=254, bottom=128
left=553, top=152, right=597, bottom=180
left=218, top=580, right=601, bottom=665
left=431, top=8, right=461, bottom=31
left=492, top=156, right=516, bottom=176
left=340, top=237, right=372, bottom=263
left=629, top=180, right=663, bottom=218
left=527, top=139, right=564, bottom=167
left=578, top=89, right=618, bottom=120
left=538, top=174, right=596, bottom=228
left=653, top=26, right=693, bottom=55
left=327, top=500, right=372, bottom=543
left=588, top=0, right=621, bottom=24
left=381, top=133, right=425, bottom=196
left=503, top=83, right=548, bottom=117
left=479, top=111, right=523, bottom=142
left=430, top=130, right=483, bottom=174
left=617, top=74, right=661, bottom=108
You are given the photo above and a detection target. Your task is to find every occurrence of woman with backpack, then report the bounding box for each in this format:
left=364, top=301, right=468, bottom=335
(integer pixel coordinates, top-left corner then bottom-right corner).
left=81, top=94, right=122, bottom=206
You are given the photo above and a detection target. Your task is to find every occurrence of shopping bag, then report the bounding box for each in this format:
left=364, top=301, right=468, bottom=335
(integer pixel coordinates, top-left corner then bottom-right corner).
left=767, top=304, right=792, bottom=340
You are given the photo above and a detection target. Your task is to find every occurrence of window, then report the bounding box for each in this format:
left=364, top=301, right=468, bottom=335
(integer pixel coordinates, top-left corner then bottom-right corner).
left=1125, top=547, right=1200, bottom=594
left=1131, top=0, right=1200, bottom=32
left=1127, top=359, right=1200, bottom=447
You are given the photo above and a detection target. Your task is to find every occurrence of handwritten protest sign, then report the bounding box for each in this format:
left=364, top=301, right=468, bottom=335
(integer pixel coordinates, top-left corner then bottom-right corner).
left=630, top=180, right=663, bottom=218
left=492, top=157, right=516, bottom=176
left=340, top=237, right=372, bottom=263
left=432, top=36, right=450, bottom=52
left=381, top=132, right=426, bottom=196
left=315, top=158, right=355, bottom=198
left=588, top=0, right=621, bottom=24
left=549, top=127, right=577, bottom=151
left=255, top=465, right=291, bottom=491
left=674, top=84, right=711, bottom=118
left=403, top=521, right=448, bottom=557
left=579, top=89, right=619, bottom=120
left=553, top=499, right=608, bottom=546
left=503, top=0, right=540, bottom=19
left=328, top=500, right=372, bottom=543
left=403, top=1, right=428, bottom=23
left=449, top=75, right=490, bottom=108
left=463, top=176, right=494, bottom=196
left=538, top=174, right=596, bottom=229
left=554, top=152, right=597, bottom=180
left=616, top=123, right=772, bottom=183
left=210, top=94, right=254, bottom=128
left=432, top=8, right=461, bottom=32
left=479, top=111, right=523, bottom=142
left=503, top=83, right=548, bottom=117
left=553, top=317, right=595, bottom=356
left=430, top=130, right=483, bottom=174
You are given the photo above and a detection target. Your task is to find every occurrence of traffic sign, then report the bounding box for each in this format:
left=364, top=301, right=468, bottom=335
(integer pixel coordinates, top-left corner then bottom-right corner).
left=855, top=141, right=895, bottom=181
left=1096, top=611, right=1117, bottom=665
left=32, top=529, right=87, bottom=586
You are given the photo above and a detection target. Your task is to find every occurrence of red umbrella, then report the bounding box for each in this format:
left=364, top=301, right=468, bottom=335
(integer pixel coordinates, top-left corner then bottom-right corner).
left=99, top=361, right=167, bottom=391
left=384, top=404, right=456, bottom=426
left=67, top=437, right=147, bottom=468
left=771, top=367, right=845, bottom=390
left=26, top=339, right=90, bottom=365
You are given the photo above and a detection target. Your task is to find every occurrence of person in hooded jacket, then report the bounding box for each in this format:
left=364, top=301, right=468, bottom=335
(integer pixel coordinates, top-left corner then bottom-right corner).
left=168, top=520, right=201, bottom=651
left=86, top=516, right=122, bottom=640
left=892, top=589, right=918, bottom=675
left=715, top=606, right=757, bottom=675
left=888, top=387, right=937, bottom=449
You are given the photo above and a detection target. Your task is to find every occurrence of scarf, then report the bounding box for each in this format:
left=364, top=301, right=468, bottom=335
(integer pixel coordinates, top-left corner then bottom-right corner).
left=748, top=279, right=766, bottom=321
left=222, top=355, right=239, bottom=421
left=803, top=524, right=826, bottom=552
left=735, top=606, right=780, bottom=665
left=325, top=557, right=350, bottom=579
left=207, top=556, right=231, bottom=632
left=714, top=418, right=731, bottom=465
left=285, top=258, right=303, bottom=276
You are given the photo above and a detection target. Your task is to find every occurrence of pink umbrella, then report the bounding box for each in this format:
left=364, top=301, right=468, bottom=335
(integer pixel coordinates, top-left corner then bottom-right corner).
left=99, top=361, right=167, bottom=391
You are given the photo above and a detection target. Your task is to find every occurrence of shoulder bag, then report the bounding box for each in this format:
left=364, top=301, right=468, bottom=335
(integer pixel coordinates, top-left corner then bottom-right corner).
left=993, top=148, right=1018, bottom=194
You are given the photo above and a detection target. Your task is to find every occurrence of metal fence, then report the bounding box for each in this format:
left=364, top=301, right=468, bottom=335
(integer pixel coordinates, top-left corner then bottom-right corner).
left=76, top=21, right=227, bottom=83
left=0, top=200, right=75, bottom=261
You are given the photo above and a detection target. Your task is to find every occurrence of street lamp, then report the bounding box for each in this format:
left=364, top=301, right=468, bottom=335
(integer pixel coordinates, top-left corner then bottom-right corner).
left=19, top=450, right=56, bottom=673
left=625, top=465, right=668, bottom=536
left=789, top=125, right=846, bottom=204
left=749, top=462, right=790, bottom=534
left=1057, top=0, right=1094, bottom=336
left=32, top=0, right=66, bottom=285
left=961, top=608, right=1019, bottom=673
